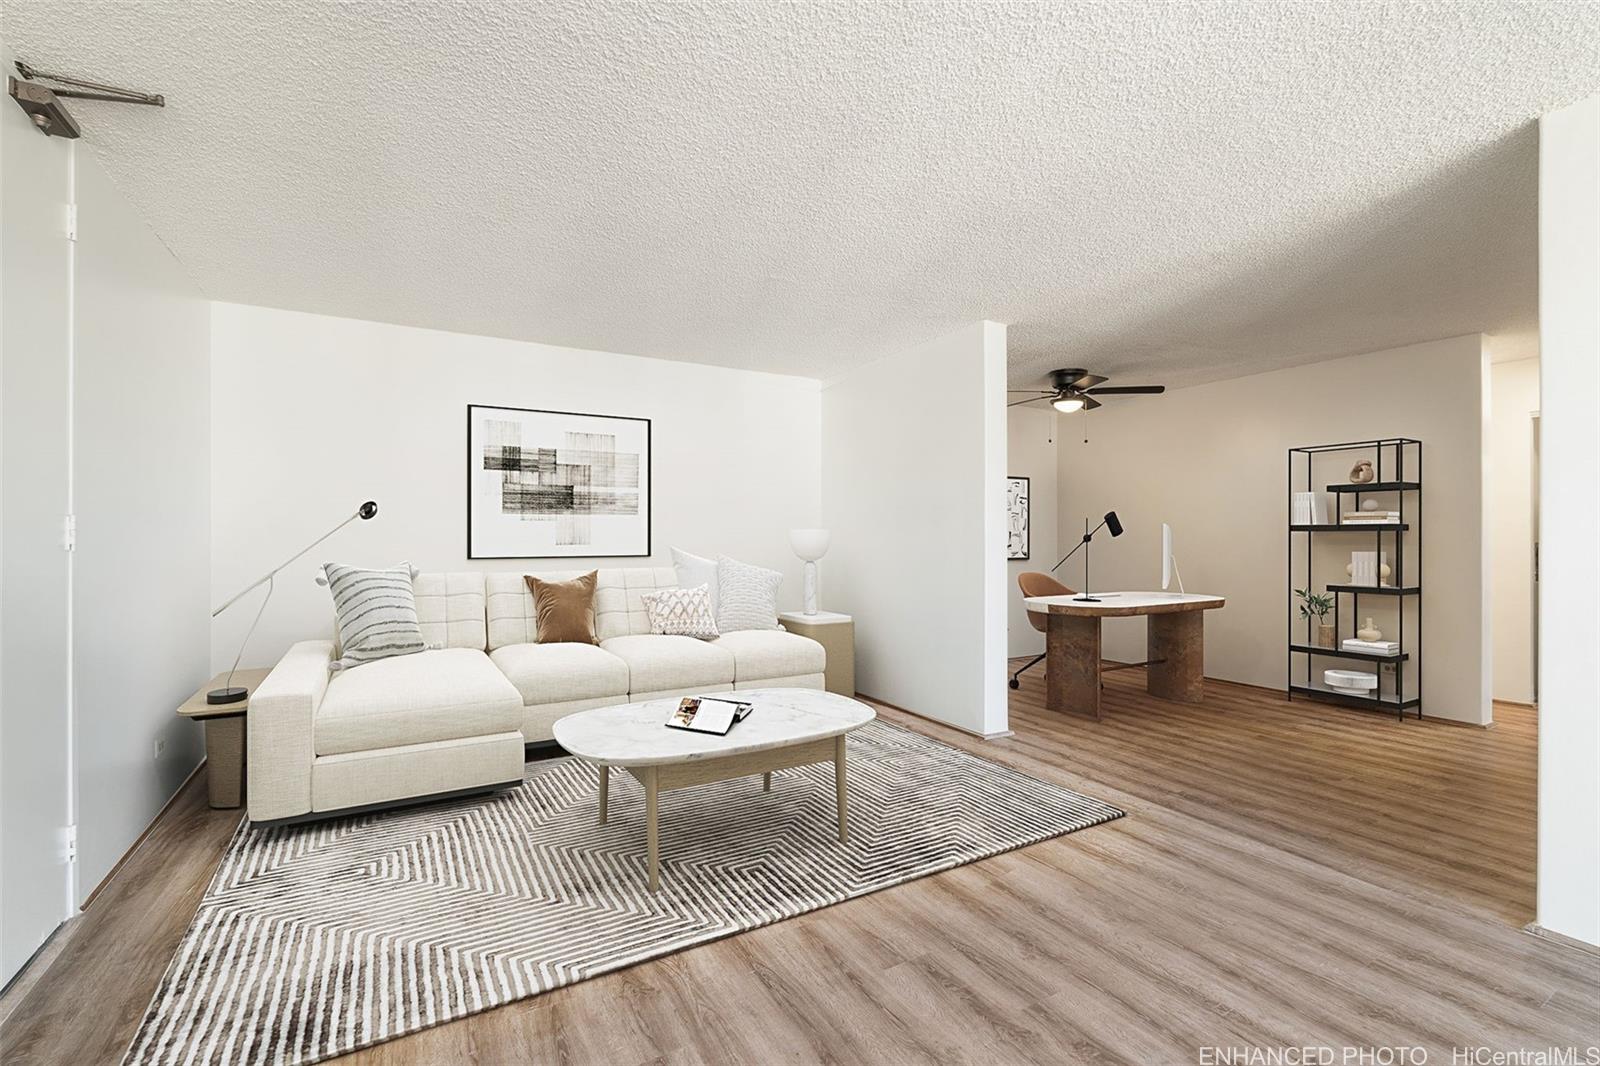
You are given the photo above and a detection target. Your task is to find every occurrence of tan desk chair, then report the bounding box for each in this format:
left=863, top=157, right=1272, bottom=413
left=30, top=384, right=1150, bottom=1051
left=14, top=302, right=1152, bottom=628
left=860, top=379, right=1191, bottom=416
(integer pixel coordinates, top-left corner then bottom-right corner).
left=1011, top=572, right=1074, bottom=689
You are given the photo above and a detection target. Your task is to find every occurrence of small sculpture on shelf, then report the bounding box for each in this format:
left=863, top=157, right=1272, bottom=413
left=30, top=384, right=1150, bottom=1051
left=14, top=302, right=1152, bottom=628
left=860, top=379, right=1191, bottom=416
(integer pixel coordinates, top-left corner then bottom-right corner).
left=1349, top=459, right=1376, bottom=484
left=1357, top=617, right=1383, bottom=642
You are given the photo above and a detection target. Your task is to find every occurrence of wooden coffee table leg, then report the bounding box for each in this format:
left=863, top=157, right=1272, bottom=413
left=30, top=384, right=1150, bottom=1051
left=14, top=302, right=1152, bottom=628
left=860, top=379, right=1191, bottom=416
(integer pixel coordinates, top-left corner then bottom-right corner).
left=834, top=736, right=848, bottom=843
left=762, top=771, right=772, bottom=792
left=598, top=764, right=609, bottom=825
left=643, top=765, right=660, bottom=892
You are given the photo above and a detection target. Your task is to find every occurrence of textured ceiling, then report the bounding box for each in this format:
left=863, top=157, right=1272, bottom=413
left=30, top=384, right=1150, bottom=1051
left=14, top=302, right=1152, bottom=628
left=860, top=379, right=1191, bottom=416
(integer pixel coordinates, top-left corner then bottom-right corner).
left=4, top=1, right=1597, bottom=385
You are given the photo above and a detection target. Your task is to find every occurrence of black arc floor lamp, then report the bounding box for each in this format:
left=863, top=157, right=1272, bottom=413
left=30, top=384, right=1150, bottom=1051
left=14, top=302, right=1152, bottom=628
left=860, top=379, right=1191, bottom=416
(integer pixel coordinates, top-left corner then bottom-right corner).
left=207, top=500, right=379, bottom=704
left=1051, top=510, right=1123, bottom=603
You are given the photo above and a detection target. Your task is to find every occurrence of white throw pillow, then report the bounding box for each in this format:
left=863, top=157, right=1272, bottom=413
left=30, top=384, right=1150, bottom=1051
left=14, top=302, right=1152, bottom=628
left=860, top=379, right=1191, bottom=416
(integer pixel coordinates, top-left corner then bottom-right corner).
left=321, top=562, right=427, bottom=670
left=671, top=547, right=719, bottom=613
left=641, top=584, right=720, bottom=640
left=715, top=556, right=782, bottom=632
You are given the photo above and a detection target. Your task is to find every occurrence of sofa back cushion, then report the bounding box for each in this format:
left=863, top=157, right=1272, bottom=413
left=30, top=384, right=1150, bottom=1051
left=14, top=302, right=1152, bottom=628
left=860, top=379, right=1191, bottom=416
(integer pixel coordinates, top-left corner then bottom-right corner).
left=413, top=572, right=488, bottom=650
left=486, top=567, right=678, bottom=648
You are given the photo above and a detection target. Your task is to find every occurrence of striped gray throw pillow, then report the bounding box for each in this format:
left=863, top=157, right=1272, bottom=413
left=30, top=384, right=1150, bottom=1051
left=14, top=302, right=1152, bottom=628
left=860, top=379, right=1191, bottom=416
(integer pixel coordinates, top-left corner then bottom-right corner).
left=322, top=562, right=427, bottom=670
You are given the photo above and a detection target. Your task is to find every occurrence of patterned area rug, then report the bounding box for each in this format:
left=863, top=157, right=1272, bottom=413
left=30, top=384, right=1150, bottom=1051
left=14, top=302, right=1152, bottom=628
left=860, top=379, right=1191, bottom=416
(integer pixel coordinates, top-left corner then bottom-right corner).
left=124, top=720, right=1122, bottom=1065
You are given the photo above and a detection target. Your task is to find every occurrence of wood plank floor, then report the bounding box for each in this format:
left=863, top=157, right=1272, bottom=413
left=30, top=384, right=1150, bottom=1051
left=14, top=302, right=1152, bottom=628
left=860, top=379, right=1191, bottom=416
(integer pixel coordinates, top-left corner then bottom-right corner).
left=4, top=667, right=1597, bottom=1065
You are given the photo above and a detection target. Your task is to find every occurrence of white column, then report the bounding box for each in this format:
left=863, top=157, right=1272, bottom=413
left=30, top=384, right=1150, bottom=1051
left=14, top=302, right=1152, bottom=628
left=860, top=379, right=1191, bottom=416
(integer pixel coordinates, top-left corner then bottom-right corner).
left=1536, top=93, right=1600, bottom=948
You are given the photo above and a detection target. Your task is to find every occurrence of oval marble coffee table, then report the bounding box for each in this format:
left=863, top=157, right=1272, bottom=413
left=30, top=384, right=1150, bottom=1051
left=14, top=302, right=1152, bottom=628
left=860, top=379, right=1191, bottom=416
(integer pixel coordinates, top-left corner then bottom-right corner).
left=552, top=688, right=876, bottom=891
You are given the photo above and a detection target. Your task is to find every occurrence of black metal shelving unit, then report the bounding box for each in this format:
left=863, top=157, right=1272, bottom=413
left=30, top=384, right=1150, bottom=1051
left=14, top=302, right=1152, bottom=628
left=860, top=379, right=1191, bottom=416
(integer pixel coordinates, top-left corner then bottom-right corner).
left=1287, top=438, right=1422, bottom=721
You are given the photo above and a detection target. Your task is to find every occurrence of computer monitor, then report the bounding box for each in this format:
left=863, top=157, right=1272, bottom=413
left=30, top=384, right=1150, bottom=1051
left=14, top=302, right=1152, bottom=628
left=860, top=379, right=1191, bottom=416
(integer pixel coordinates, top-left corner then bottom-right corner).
left=1161, top=523, right=1184, bottom=593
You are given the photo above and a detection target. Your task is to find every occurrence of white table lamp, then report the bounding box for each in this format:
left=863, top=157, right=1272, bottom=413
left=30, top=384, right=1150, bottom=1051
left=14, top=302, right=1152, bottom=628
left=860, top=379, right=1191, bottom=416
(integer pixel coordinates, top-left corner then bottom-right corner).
left=789, top=528, right=831, bottom=615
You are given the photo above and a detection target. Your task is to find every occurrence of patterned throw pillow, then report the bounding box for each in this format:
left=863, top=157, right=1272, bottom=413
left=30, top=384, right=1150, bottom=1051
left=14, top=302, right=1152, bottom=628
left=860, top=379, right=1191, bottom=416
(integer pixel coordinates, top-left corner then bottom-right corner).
left=322, top=562, right=428, bottom=670
left=715, top=556, right=783, bottom=633
left=642, top=584, right=720, bottom=640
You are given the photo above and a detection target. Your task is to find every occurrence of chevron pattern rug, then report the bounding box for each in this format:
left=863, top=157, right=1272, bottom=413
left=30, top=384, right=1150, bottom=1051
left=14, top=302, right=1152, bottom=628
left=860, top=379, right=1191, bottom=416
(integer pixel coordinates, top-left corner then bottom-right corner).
left=124, top=720, right=1122, bottom=1065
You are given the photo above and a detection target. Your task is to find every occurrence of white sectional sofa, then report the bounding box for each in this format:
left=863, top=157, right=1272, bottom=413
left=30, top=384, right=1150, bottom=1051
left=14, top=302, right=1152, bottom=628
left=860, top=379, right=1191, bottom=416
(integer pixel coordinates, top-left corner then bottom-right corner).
left=248, top=567, right=826, bottom=823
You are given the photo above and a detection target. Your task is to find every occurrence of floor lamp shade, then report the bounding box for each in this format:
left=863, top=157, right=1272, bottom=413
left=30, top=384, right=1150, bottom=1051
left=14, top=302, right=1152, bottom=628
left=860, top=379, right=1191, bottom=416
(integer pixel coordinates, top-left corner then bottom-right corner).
left=789, top=528, right=830, bottom=616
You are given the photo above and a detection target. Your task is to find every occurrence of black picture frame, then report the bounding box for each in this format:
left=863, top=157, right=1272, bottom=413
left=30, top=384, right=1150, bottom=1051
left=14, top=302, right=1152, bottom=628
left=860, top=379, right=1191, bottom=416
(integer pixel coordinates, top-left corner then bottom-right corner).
left=467, top=403, right=653, bottom=560
left=1006, top=475, right=1030, bottom=560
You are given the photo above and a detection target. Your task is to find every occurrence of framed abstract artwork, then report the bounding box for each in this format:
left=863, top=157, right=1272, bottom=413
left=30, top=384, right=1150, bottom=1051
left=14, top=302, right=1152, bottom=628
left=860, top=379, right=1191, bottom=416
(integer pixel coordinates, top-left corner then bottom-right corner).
left=1006, top=476, right=1030, bottom=560
left=467, top=404, right=651, bottom=559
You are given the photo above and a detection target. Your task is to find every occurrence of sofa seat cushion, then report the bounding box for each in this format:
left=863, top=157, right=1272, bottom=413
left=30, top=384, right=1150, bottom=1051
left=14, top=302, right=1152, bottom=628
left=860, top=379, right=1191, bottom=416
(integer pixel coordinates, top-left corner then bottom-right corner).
left=315, top=648, right=522, bottom=756
left=490, top=642, right=629, bottom=707
left=713, top=630, right=825, bottom=684
left=600, top=634, right=735, bottom=693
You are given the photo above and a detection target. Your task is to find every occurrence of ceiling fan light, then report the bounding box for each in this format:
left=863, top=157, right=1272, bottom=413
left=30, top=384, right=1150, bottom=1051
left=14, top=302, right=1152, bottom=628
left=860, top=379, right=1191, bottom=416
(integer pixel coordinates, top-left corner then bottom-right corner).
left=1052, top=396, right=1085, bottom=414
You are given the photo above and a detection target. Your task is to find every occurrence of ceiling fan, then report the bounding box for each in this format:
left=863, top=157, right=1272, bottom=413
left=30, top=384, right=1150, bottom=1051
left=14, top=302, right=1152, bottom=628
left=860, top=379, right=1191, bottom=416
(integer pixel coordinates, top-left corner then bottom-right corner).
left=1007, top=368, right=1167, bottom=413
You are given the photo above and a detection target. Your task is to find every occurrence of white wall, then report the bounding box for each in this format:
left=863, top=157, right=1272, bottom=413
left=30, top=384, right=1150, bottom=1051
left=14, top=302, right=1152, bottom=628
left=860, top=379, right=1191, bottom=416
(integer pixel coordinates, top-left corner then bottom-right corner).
left=210, top=303, right=822, bottom=670
left=1, top=43, right=74, bottom=984
left=821, top=321, right=1009, bottom=737
left=0, top=78, right=210, bottom=983
left=1489, top=358, right=1539, bottom=704
left=1057, top=334, right=1491, bottom=726
left=1536, top=94, right=1600, bottom=948
left=1006, top=406, right=1058, bottom=657
left=71, top=152, right=211, bottom=895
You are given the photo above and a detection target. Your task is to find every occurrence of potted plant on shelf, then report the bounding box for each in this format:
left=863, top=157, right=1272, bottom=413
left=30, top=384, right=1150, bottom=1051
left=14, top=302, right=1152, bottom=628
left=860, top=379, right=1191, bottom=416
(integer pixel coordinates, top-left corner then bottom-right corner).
left=1295, top=588, right=1337, bottom=648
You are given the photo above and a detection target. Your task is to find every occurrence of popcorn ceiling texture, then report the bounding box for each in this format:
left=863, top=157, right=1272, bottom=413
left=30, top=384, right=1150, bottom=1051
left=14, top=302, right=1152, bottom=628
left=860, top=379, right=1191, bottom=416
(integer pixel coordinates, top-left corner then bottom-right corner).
left=3, top=1, right=1596, bottom=385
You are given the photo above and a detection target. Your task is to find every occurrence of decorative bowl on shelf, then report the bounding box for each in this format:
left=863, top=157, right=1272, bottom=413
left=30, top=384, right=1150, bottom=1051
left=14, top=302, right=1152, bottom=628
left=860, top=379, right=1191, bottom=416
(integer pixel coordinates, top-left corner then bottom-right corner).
left=1325, top=669, right=1378, bottom=691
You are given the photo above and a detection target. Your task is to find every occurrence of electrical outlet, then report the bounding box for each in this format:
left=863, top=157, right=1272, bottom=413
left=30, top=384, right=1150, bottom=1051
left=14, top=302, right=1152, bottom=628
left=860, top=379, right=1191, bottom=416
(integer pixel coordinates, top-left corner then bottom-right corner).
left=153, top=737, right=167, bottom=760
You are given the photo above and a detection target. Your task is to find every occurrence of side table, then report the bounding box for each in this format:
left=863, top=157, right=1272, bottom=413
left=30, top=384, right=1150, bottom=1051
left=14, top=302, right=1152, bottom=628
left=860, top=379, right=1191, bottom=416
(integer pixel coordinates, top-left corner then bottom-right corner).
left=176, top=668, right=271, bottom=809
left=778, top=611, right=855, bottom=696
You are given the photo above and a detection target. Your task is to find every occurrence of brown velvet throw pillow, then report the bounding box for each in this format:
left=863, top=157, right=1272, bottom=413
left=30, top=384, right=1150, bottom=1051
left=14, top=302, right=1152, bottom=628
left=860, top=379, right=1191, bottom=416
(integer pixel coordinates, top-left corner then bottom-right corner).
left=527, top=571, right=600, bottom=645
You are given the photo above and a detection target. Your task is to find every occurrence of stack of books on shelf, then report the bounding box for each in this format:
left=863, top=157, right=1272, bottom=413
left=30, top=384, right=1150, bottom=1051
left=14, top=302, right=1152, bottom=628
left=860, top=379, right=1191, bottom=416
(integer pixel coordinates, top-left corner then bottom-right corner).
left=1291, top=492, right=1329, bottom=525
left=1348, top=550, right=1388, bottom=586
left=1343, top=638, right=1400, bottom=656
left=1342, top=509, right=1401, bottom=523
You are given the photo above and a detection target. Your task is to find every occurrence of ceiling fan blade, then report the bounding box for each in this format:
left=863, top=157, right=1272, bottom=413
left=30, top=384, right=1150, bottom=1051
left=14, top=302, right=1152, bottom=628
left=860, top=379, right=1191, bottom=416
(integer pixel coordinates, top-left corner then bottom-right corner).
left=1007, top=396, right=1048, bottom=407
left=1050, top=369, right=1107, bottom=391
left=1084, top=385, right=1166, bottom=395
left=1005, top=390, right=1055, bottom=395
left=1080, top=395, right=1102, bottom=411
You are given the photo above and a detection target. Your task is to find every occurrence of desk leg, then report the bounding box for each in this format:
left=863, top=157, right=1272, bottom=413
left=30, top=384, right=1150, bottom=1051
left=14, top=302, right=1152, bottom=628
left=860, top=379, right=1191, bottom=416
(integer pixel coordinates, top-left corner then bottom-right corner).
left=1149, top=611, right=1205, bottom=702
left=1047, top=613, right=1103, bottom=720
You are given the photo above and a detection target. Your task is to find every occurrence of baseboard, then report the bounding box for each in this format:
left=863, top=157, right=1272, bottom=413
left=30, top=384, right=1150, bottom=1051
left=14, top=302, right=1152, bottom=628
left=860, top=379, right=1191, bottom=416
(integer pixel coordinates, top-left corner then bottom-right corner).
left=1524, top=922, right=1600, bottom=959
left=81, top=757, right=207, bottom=912
left=856, top=693, right=1011, bottom=741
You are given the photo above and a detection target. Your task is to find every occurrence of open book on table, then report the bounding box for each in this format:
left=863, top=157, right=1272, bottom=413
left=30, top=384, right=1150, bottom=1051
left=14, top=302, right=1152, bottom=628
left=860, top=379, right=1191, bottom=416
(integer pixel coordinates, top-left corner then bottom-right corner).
left=666, top=696, right=755, bottom=736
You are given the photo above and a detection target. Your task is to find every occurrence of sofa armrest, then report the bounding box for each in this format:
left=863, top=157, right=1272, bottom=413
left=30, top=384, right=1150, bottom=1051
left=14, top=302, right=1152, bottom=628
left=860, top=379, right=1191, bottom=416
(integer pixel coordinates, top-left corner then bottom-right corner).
left=247, top=640, right=334, bottom=821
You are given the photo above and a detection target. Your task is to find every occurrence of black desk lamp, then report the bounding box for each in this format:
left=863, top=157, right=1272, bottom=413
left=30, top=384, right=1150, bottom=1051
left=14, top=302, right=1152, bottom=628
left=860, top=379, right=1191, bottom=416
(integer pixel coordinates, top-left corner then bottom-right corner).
left=207, top=500, right=379, bottom=704
left=1050, top=510, right=1123, bottom=603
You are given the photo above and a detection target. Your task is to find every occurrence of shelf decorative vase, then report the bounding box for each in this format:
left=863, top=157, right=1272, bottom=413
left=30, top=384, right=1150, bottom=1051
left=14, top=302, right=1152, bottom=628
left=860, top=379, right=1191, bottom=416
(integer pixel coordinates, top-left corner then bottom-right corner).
left=1357, top=618, right=1383, bottom=642
left=1315, top=623, right=1336, bottom=649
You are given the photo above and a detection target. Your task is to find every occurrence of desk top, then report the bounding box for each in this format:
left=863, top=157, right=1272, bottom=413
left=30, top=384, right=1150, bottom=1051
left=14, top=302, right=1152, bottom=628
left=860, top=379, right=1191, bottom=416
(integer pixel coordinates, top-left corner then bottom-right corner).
left=1025, top=592, right=1226, bottom=618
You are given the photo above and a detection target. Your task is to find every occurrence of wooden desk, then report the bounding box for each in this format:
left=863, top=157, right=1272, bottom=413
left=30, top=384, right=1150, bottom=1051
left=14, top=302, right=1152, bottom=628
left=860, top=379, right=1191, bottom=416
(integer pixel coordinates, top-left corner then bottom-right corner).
left=176, top=668, right=272, bottom=808
left=1025, top=593, right=1226, bottom=719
